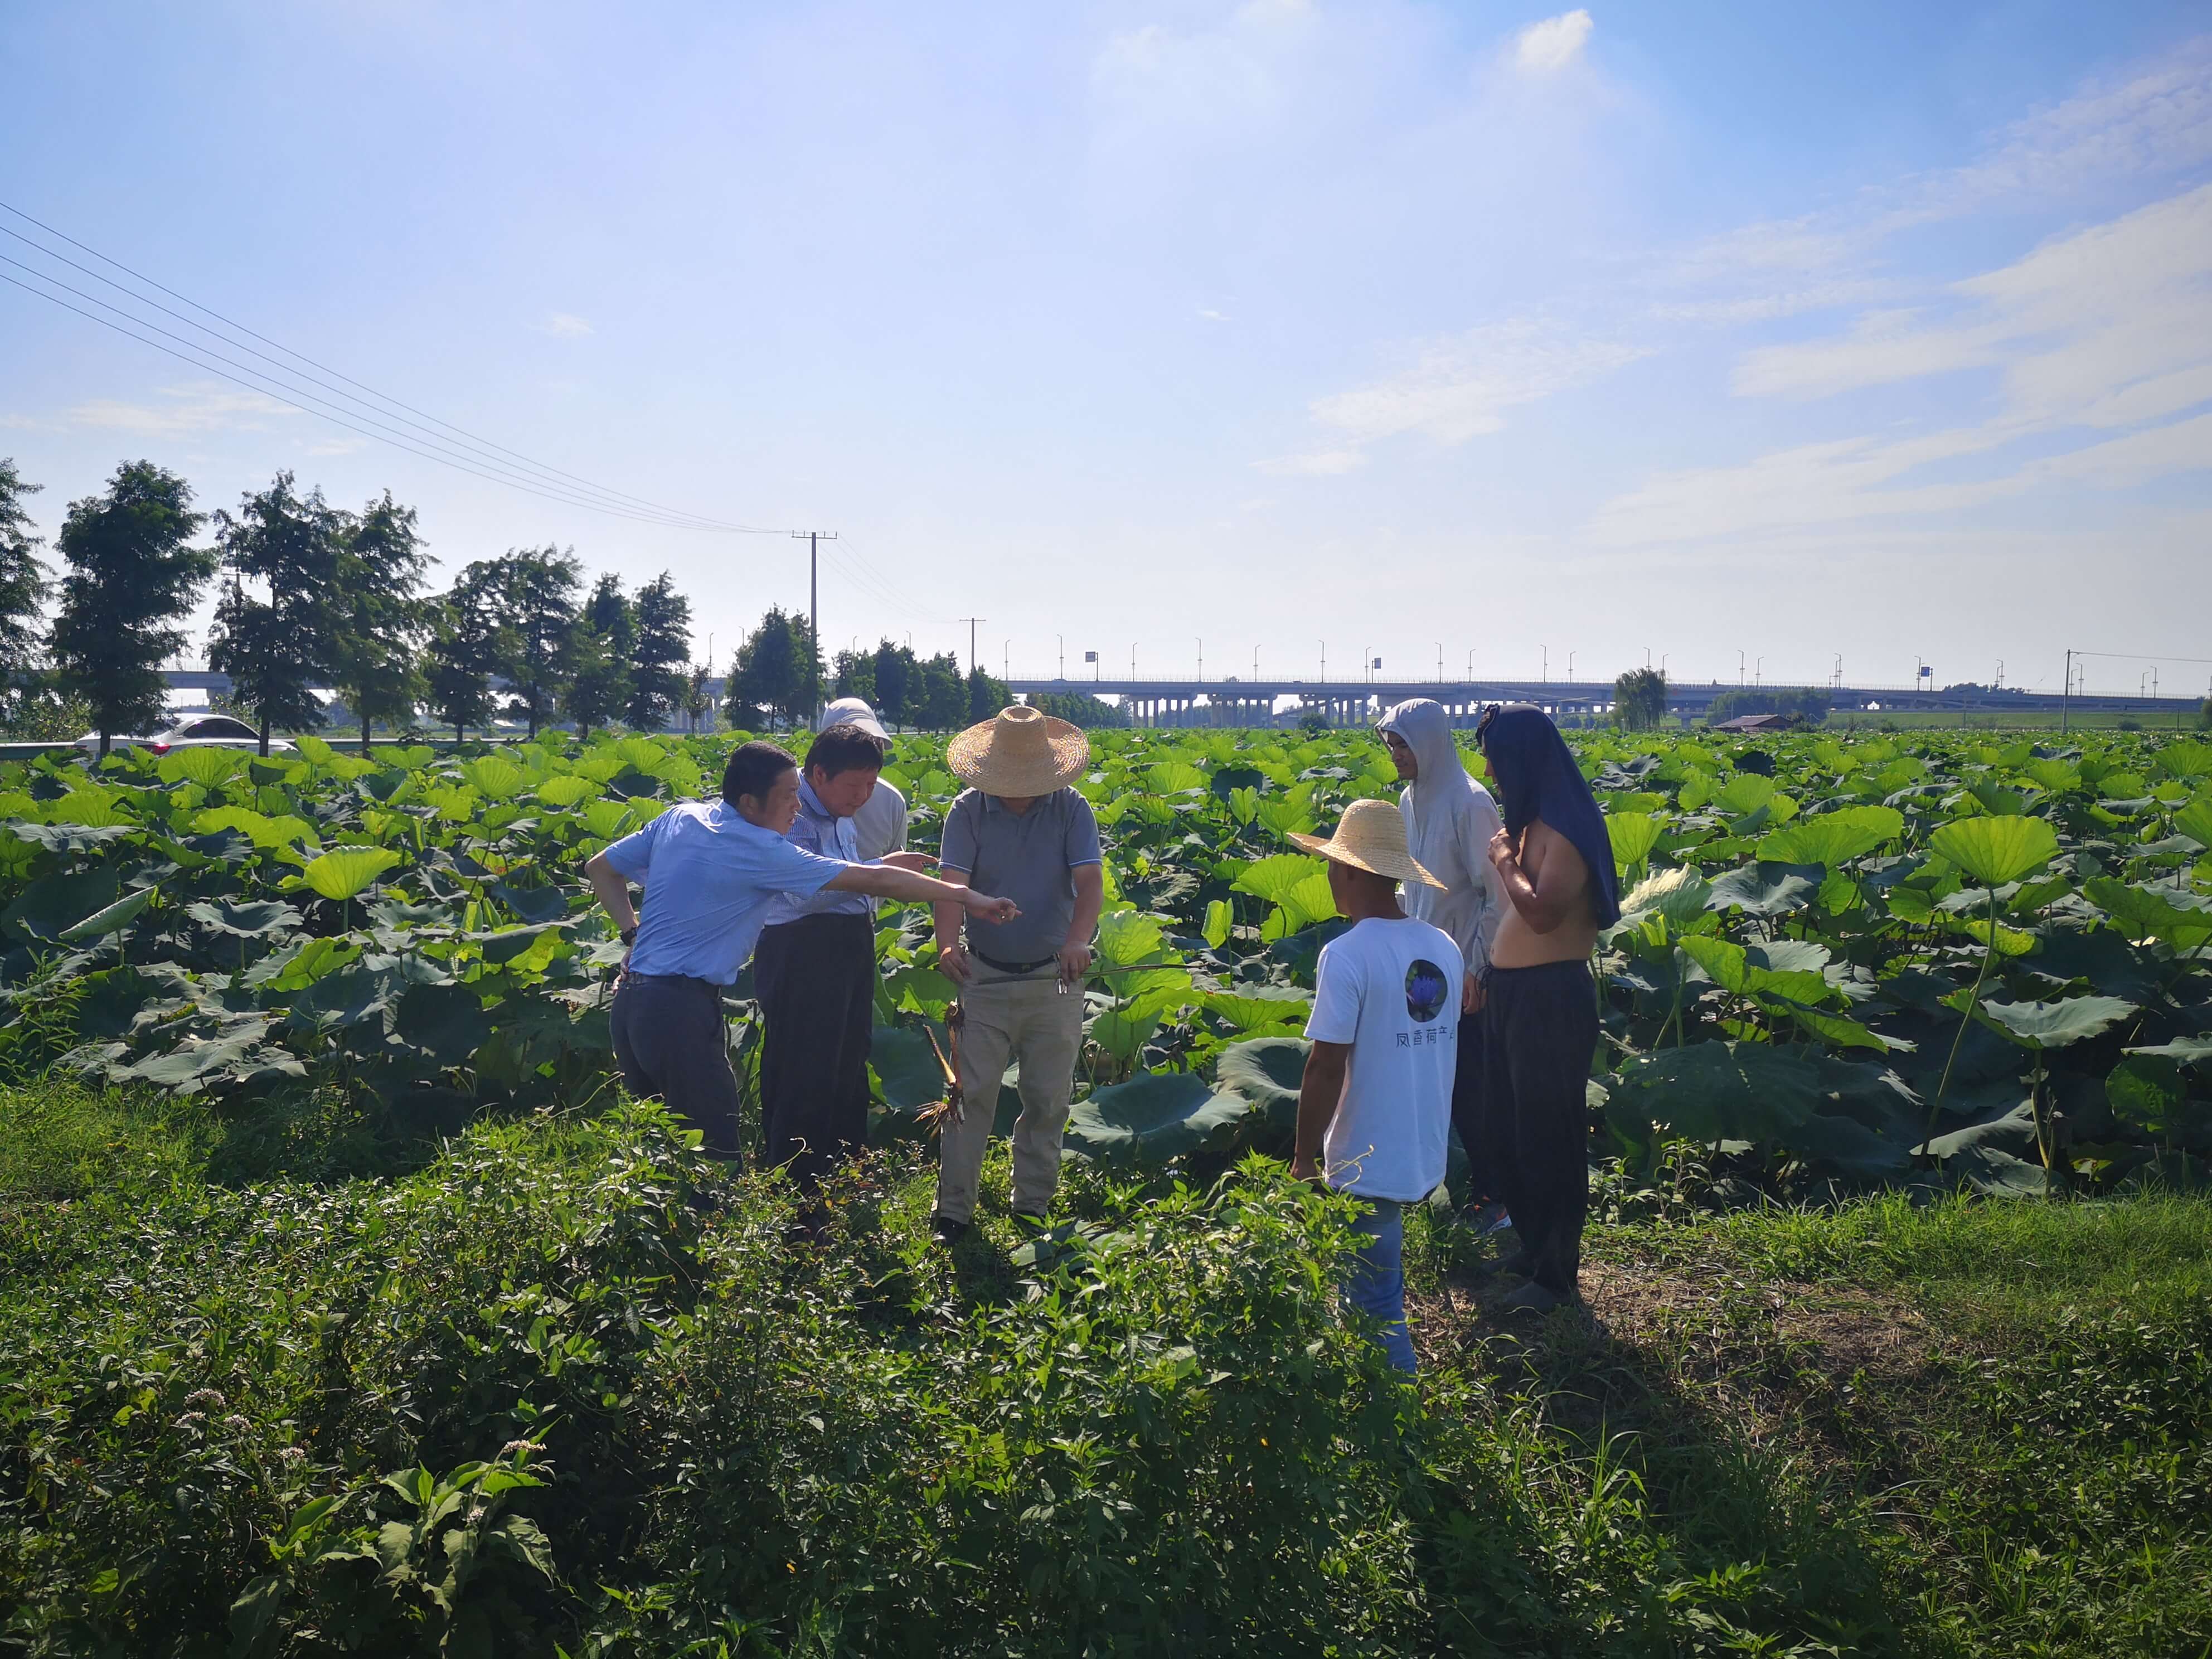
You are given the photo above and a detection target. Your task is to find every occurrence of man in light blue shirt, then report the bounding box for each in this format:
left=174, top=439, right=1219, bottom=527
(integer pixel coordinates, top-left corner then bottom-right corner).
left=755, top=724, right=901, bottom=1200
left=585, top=740, right=1017, bottom=1172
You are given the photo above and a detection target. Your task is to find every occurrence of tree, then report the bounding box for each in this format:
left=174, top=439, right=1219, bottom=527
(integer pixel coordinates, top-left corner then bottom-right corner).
left=1029, top=690, right=1128, bottom=729
left=967, top=666, right=1009, bottom=722
left=831, top=646, right=875, bottom=705
left=426, top=560, right=513, bottom=743
left=498, top=546, right=583, bottom=739
left=566, top=573, right=634, bottom=740
left=50, top=460, right=215, bottom=756
left=0, top=459, right=51, bottom=724
left=682, top=661, right=714, bottom=734
left=207, top=472, right=348, bottom=755
left=1613, top=667, right=1669, bottom=733
left=1707, top=687, right=1829, bottom=726
left=913, top=652, right=968, bottom=730
left=871, top=638, right=910, bottom=730
left=329, top=491, right=430, bottom=750
left=724, top=607, right=821, bottom=729
left=625, top=571, right=691, bottom=731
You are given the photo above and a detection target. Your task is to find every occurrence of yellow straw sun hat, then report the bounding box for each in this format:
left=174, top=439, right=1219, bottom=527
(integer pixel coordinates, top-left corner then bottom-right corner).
left=1291, top=798, right=1444, bottom=889
left=946, top=704, right=1092, bottom=797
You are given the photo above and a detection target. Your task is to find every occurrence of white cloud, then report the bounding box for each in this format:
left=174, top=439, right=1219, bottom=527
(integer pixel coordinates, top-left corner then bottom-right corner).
left=1734, top=181, right=2212, bottom=419
left=538, top=312, right=594, bottom=337
left=305, top=436, right=370, bottom=457
left=1592, top=181, right=2212, bottom=546
left=1647, top=37, right=2212, bottom=328
left=1514, top=10, right=1593, bottom=74
left=61, top=382, right=299, bottom=438
left=1198, top=307, right=1231, bottom=322
left=1253, top=447, right=1366, bottom=477
left=1307, top=318, right=1645, bottom=449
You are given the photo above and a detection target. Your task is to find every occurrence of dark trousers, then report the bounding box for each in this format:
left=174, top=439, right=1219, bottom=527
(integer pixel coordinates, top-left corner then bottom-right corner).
left=1449, top=1012, right=1494, bottom=1202
left=610, top=973, right=741, bottom=1160
left=1479, top=960, right=1599, bottom=1294
left=754, top=913, right=877, bottom=1197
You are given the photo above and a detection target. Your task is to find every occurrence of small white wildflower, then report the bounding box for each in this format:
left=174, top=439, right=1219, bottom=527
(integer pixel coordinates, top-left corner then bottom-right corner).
left=185, top=1389, right=227, bottom=1409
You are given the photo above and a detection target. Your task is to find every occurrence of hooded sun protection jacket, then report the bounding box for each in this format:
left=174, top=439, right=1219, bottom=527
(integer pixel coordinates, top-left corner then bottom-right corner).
left=1376, top=699, right=1506, bottom=977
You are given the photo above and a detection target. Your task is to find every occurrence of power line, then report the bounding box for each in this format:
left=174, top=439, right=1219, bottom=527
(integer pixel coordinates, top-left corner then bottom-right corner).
left=0, top=259, right=762, bottom=532
left=0, top=231, right=750, bottom=531
left=0, top=269, right=764, bottom=533
left=0, top=197, right=784, bottom=533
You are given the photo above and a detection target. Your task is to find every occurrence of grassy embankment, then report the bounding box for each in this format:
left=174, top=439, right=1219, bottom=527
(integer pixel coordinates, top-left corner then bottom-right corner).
left=1, top=1079, right=2207, bottom=1657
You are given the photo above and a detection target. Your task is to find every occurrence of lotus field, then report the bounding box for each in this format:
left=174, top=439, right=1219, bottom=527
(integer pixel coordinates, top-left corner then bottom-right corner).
left=4, top=722, right=2209, bottom=1195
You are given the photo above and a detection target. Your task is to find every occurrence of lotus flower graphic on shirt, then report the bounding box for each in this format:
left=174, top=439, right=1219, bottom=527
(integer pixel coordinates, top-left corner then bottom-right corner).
left=1404, top=959, right=1448, bottom=1025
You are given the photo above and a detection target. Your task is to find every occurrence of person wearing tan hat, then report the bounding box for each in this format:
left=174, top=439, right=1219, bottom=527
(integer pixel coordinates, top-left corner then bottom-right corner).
left=928, top=704, right=1104, bottom=1241
left=1288, top=798, right=1463, bottom=1374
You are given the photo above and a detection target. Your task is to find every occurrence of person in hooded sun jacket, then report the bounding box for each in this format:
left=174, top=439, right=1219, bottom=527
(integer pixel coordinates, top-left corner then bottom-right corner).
left=1376, top=699, right=1508, bottom=1229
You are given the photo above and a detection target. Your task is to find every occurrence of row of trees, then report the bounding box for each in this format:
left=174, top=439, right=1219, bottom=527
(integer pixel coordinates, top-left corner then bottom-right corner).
left=0, top=455, right=1031, bottom=755
left=0, top=456, right=707, bottom=755
left=715, top=607, right=1014, bottom=733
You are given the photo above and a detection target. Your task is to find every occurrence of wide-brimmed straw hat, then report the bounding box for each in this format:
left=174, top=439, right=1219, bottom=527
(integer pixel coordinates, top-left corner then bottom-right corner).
left=1291, top=798, right=1444, bottom=889
left=947, top=704, right=1090, bottom=796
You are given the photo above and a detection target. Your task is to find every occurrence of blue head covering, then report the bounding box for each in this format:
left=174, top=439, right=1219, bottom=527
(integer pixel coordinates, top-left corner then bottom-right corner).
left=1477, top=704, right=1619, bottom=929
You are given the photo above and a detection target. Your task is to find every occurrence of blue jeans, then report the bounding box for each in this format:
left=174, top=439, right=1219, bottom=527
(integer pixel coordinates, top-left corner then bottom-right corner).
left=1343, top=1197, right=1417, bottom=1374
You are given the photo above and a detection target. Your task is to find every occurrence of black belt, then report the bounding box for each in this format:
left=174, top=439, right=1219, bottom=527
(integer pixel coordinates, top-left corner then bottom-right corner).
left=973, top=947, right=1059, bottom=975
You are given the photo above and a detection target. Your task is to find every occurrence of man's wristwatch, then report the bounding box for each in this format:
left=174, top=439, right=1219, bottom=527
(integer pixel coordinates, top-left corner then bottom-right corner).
left=619, top=925, right=638, bottom=948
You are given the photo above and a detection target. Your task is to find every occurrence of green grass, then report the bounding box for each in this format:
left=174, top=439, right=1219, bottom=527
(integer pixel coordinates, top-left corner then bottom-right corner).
left=3, top=1083, right=2209, bottom=1656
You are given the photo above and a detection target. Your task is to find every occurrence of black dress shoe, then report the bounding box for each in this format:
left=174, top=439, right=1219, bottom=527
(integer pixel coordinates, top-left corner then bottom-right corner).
left=930, top=1214, right=972, bottom=1245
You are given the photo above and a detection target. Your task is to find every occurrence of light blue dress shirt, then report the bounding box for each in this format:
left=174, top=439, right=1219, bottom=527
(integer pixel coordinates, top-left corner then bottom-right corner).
left=603, top=799, right=846, bottom=984
left=764, top=778, right=872, bottom=925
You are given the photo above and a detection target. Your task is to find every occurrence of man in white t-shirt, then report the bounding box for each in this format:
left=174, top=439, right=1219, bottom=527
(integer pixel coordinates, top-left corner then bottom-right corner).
left=1289, top=799, right=1462, bottom=1374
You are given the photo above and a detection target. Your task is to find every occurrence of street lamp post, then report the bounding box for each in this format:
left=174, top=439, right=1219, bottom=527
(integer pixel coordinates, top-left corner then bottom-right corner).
left=1056, top=634, right=1064, bottom=679
left=1754, top=656, right=1762, bottom=687
left=1542, top=645, right=1549, bottom=682
left=1196, top=638, right=1204, bottom=682
left=1567, top=651, right=1575, bottom=680
left=1318, top=640, right=1327, bottom=682
left=1362, top=646, right=1372, bottom=685
left=1466, top=648, right=1475, bottom=680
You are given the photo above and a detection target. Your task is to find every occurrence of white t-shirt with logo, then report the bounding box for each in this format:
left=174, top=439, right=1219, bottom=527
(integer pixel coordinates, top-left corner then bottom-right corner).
left=1303, top=915, right=1463, bottom=1203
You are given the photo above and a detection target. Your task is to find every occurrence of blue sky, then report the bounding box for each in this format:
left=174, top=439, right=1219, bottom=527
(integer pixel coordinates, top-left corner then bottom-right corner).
left=3, top=1, right=2209, bottom=698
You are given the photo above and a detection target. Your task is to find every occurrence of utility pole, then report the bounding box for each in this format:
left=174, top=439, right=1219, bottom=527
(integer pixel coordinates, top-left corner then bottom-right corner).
left=792, top=530, right=837, bottom=695
left=1196, top=637, right=1204, bottom=682
left=1056, top=633, right=1064, bottom=679
left=2062, top=648, right=2072, bottom=734
left=957, top=618, right=985, bottom=675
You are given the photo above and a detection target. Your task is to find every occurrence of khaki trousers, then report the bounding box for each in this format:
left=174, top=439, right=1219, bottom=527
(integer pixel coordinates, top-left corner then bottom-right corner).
left=934, top=966, right=1085, bottom=1223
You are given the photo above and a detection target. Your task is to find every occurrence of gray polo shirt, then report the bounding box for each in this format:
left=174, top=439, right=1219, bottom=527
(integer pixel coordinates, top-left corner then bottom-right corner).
left=939, top=786, right=1102, bottom=965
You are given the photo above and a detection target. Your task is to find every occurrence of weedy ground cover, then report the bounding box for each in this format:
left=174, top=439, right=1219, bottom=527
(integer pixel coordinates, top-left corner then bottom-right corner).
left=2, top=1091, right=2207, bottom=1656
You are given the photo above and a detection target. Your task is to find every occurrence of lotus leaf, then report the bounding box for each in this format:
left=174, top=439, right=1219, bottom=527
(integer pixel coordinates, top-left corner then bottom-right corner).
left=2174, top=798, right=2212, bottom=850
left=57, top=888, right=155, bottom=943
left=1063, top=1070, right=1245, bottom=1164
left=1096, top=909, right=1173, bottom=968
left=1205, top=987, right=1313, bottom=1033
left=536, top=774, right=599, bottom=808
left=1706, top=862, right=1823, bottom=918
left=1928, top=816, right=2058, bottom=887
left=2, top=871, right=120, bottom=943
left=2084, top=877, right=2212, bottom=949
left=394, top=982, right=494, bottom=1066
left=1605, top=812, right=1661, bottom=871
left=1755, top=806, right=1904, bottom=867
left=1954, top=992, right=2135, bottom=1050
left=186, top=899, right=300, bottom=937
left=1202, top=899, right=1233, bottom=949
left=1212, top=1036, right=1308, bottom=1139
left=1088, top=1005, right=1161, bottom=1067
left=301, top=847, right=403, bottom=902
left=1232, top=853, right=1328, bottom=907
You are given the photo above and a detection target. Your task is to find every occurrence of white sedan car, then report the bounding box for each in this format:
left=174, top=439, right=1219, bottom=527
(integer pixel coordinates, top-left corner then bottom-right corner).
left=75, top=715, right=297, bottom=755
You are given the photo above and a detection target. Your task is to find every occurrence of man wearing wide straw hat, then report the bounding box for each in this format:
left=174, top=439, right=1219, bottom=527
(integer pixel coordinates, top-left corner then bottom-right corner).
left=1289, top=798, right=1462, bottom=1374
left=929, top=704, right=1105, bottom=1241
